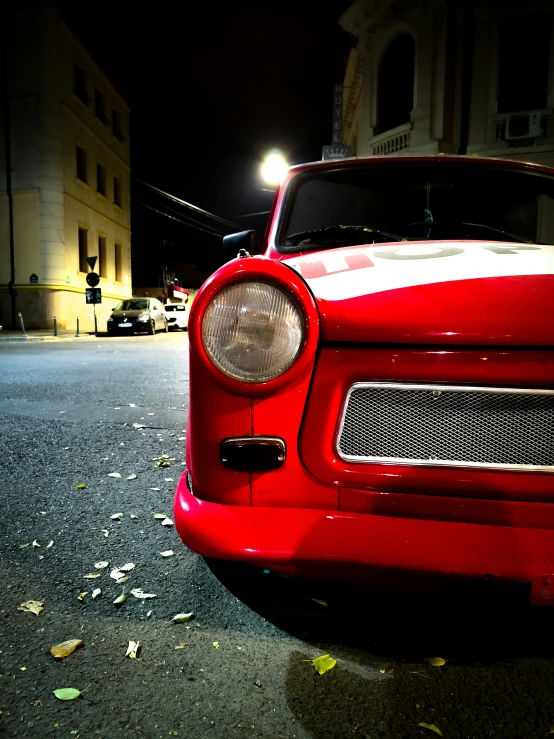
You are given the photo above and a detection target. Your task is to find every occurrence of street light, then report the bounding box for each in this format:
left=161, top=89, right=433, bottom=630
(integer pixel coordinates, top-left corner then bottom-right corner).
left=260, top=150, right=288, bottom=186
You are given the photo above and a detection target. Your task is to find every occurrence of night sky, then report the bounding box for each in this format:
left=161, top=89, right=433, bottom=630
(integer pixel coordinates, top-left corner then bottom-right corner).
left=61, top=1, right=352, bottom=279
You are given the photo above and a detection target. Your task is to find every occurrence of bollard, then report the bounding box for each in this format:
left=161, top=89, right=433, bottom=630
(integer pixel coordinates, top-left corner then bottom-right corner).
left=75, top=316, right=80, bottom=337
left=53, top=315, right=57, bottom=337
left=17, top=312, right=27, bottom=336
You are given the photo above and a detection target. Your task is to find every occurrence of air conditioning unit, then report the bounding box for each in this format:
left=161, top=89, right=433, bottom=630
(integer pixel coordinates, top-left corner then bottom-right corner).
left=505, top=112, right=542, bottom=141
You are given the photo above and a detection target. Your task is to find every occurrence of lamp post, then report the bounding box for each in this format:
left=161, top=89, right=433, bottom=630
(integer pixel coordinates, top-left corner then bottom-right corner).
left=260, top=150, right=288, bottom=187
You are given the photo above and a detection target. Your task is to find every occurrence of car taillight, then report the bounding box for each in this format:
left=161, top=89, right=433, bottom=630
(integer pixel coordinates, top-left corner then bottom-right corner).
left=201, top=281, right=304, bottom=383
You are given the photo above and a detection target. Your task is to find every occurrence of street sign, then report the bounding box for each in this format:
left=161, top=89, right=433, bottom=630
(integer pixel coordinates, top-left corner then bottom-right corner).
left=86, top=271, right=100, bottom=287
left=86, top=287, right=102, bottom=304
left=29, top=273, right=38, bottom=284
left=86, top=256, right=98, bottom=271
left=322, top=144, right=353, bottom=160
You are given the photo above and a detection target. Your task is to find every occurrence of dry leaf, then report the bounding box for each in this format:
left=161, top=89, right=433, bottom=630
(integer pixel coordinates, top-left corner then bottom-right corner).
left=91, top=588, right=101, bottom=599
left=160, top=550, right=174, bottom=557
left=119, top=563, right=135, bottom=572
left=50, top=639, right=82, bottom=659
left=83, top=572, right=101, bottom=579
left=125, top=640, right=140, bottom=659
left=173, top=612, right=194, bottom=623
left=161, top=518, right=174, bottom=526
left=132, top=423, right=146, bottom=429
left=95, top=561, right=109, bottom=569
left=127, top=474, right=137, bottom=480
left=117, top=576, right=129, bottom=584
left=153, top=513, right=167, bottom=520
left=32, top=540, right=40, bottom=548
left=150, top=487, right=161, bottom=491
left=77, top=592, right=88, bottom=601
left=213, top=641, right=220, bottom=649
left=113, top=591, right=127, bottom=606
left=130, top=588, right=157, bottom=599
left=175, top=642, right=188, bottom=649
left=108, top=472, right=121, bottom=478
left=46, top=540, right=54, bottom=549
left=130, top=514, right=138, bottom=519
left=76, top=484, right=87, bottom=490
left=418, top=723, right=443, bottom=737
left=111, top=513, right=123, bottom=520
left=19, top=543, right=31, bottom=549
left=147, top=610, right=153, bottom=617
left=53, top=688, right=81, bottom=701
left=101, top=529, right=110, bottom=537
left=110, top=569, right=126, bottom=581
left=311, top=654, right=336, bottom=675
left=18, top=600, right=44, bottom=616
left=425, top=657, right=447, bottom=667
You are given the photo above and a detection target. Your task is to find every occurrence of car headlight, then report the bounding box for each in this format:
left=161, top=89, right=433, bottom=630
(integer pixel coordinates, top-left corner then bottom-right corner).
left=137, top=313, right=149, bottom=321
left=201, top=281, right=304, bottom=383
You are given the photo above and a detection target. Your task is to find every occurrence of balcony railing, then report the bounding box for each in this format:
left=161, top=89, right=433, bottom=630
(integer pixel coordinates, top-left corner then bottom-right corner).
left=370, top=122, right=412, bottom=156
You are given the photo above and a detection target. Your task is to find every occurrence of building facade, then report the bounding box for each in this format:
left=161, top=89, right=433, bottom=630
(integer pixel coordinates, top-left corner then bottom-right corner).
left=0, top=2, right=132, bottom=331
left=340, top=0, right=554, bottom=166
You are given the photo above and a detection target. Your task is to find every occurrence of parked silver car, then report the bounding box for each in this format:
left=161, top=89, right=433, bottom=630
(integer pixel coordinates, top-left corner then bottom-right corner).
left=107, top=298, right=169, bottom=335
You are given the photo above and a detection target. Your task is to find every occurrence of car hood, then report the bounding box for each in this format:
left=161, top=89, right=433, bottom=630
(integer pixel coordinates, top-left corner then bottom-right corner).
left=111, top=310, right=146, bottom=319
left=281, top=241, right=554, bottom=346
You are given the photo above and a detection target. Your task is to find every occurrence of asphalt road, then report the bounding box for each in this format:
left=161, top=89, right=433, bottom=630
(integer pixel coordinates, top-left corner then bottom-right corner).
left=2, top=333, right=554, bottom=739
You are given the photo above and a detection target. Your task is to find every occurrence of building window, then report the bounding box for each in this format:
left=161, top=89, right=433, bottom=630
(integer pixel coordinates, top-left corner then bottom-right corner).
left=113, top=176, right=122, bottom=207
left=78, top=228, right=88, bottom=273
left=377, top=33, right=415, bottom=135
left=98, top=236, right=107, bottom=278
left=74, top=64, right=89, bottom=104
left=96, top=163, right=106, bottom=195
left=76, top=146, right=87, bottom=182
left=115, top=242, right=123, bottom=282
left=95, top=90, right=108, bottom=124
left=112, top=109, right=125, bottom=143
left=497, top=13, right=551, bottom=114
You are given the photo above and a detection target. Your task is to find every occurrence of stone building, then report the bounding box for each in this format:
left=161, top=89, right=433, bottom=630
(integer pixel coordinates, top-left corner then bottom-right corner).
left=0, top=1, right=132, bottom=330
left=340, top=0, right=554, bottom=165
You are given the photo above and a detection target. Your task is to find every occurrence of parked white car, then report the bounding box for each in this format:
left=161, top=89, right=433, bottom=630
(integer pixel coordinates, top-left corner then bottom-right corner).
left=164, top=303, right=189, bottom=331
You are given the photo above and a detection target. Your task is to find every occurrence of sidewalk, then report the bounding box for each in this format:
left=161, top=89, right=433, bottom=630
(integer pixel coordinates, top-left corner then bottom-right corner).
left=0, top=329, right=105, bottom=342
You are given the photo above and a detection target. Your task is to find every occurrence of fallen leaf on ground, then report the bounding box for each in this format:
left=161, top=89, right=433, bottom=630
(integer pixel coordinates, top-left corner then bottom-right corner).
left=130, top=514, right=138, bottom=519
left=425, top=657, right=447, bottom=667
left=53, top=688, right=81, bottom=701
left=164, top=478, right=174, bottom=482
left=130, top=588, right=157, bottom=599
left=95, top=561, right=109, bottom=569
left=312, top=599, right=328, bottom=607
left=83, top=573, right=101, bottom=579
left=175, top=642, right=188, bottom=649
left=101, top=529, right=110, bottom=537
left=119, top=563, right=135, bottom=572
left=418, top=723, right=443, bottom=736
left=161, top=518, right=174, bottom=526
left=127, top=474, right=137, bottom=480
left=160, top=550, right=174, bottom=557
left=153, top=513, right=168, bottom=520
left=125, top=640, right=140, bottom=659
left=213, top=641, right=220, bottom=649
left=132, top=423, right=146, bottom=429
left=129, top=403, right=136, bottom=407
left=46, top=540, right=54, bottom=549
left=76, top=484, right=87, bottom=490
left=173, top=612, right=194, bottom=623
left=77, top=592, right=88, bottom=601
left=117, top=576, right=129, bottom=584
left=20, top=666, right=27, bottom=671
left=19, top=543, right=31, bottom=549
left=147, top=610, right=153, bottom=617
left=50, top=639, right=82, bottom=659
left=91, top=588, right=101, bottom=599
left=111, top=513, right=123, bottom=520
left=108, top=472, right=121, bottom=478
left=310, top=655, right=336, bottom=675
left=156, top=459, right=170, bottom=468
left=18, top=600, right=44, bottom=616
left=113, top=591, right=127, bottom=606
left=150, top=487, right=161, bottom=491
left=32, top=540, right=40, bottom=548
left=110, top=569, right=127, bottom=581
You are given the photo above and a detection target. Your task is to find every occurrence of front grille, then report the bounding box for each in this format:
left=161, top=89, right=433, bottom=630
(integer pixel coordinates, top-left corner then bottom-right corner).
left=337, top=383, right=554, bottom=472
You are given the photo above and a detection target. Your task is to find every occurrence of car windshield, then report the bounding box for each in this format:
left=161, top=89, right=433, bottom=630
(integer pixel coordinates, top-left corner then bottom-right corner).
left=115, top=299, right=149, bottom=311
left=278, top=162, right=554, bottom=250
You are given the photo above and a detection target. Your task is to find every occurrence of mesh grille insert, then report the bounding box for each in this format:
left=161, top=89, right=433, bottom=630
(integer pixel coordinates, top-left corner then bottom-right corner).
left=337, top=384, right=554, bottom=471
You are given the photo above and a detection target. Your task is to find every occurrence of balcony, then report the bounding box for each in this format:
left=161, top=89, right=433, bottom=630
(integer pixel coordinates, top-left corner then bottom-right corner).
left=370, top=122, right=412, bottom=156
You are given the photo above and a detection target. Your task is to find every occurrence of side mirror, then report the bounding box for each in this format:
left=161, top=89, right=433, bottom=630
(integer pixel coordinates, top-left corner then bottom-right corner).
left=222, top=230, right=259, bottom=261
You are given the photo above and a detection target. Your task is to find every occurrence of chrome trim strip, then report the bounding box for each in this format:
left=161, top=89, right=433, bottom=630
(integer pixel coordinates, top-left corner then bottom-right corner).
left=336, top=382, right=554, bottom=474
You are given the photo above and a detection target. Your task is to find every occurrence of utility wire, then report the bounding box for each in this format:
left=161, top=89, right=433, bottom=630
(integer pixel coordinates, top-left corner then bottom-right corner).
left=133, top=200, right=226, bottom=239
left=155, top=200, right=227, bottom=237
left=133, top=177, right=241, bottom=231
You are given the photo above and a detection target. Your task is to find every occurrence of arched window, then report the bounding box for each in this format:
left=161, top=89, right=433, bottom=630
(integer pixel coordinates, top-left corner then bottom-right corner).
left=377, top=33, right=415, bottom=134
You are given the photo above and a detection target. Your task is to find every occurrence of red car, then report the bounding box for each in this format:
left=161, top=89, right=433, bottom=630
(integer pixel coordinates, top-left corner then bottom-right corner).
left=174, top=155, right=554, bottom=604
